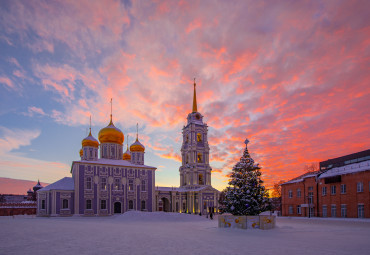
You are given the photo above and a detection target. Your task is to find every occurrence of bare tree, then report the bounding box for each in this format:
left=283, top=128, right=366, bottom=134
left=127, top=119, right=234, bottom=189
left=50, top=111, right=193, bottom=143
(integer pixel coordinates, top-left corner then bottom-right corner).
left=304, top=162, right=319, bottom=173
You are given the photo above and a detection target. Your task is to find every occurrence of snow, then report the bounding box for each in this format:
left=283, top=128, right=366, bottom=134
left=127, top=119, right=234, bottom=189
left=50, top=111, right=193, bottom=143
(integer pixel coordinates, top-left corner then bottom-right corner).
left=319, top=160, right=370, bottom=178
left=1, top=213, right=370, bottom=255
left=37, top=177, right=74, bottom=192
left=73, top=158, right=156, bottom=169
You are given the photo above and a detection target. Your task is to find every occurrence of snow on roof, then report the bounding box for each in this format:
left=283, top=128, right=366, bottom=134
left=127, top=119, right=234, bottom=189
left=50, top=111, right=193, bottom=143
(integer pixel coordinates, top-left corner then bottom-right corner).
left=156, top=186, right=218, bottom=192
left=282, top=171, right=319, bottom=185
left=319, top=160, right=370, bottom=179
left=72, top=159, right=156, bottom=169
left=38, top=177, right=74, bottom=192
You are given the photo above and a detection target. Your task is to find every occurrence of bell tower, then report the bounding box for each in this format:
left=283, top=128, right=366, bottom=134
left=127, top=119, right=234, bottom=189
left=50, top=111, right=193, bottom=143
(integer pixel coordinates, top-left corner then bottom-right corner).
left=179, top=79, right=212, bottom=189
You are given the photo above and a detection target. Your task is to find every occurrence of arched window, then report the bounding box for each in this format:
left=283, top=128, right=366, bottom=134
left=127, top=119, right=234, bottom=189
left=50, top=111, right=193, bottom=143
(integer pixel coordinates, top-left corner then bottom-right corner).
left=114, top=178, right=120, bottom=190
left=197, top=133, right=202, bottom=142
left=129, top=179, right=134, bottom=191
left=103, top=146, right=107, bottom=157
left=186, top=134, right=189, bottom=143
left=129, top=200, right=134, bottom=210
left=62, top=199, right=68, bottom=209
left=198, top=174, right=204, bottom=185
left=197, top=153, right=202, bottom=163
left=141, top=200, right=146, bottom=210
left=101, top=177, right=107, bottom=190
left=86, top=177, right=92, bottom=190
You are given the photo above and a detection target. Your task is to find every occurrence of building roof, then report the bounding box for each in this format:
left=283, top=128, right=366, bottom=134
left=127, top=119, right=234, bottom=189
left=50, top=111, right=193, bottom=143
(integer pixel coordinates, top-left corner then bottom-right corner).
left=319, top=160, right=370, bottom=179
left=156, top=186, right=219, bottom=193
left=282, top=171, right=319, bottom=185
left=38, top=177, right=74, bottom=192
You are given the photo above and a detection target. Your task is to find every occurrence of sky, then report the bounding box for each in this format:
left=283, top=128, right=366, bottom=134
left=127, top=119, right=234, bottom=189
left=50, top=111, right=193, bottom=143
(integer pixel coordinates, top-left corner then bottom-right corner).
left=0, top=0, right=369, bottom=193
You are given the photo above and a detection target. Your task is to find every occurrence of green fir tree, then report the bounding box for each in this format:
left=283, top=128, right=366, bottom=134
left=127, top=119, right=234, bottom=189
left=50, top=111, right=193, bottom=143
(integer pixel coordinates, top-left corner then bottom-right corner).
left=219, top=139, right=270, bottom=216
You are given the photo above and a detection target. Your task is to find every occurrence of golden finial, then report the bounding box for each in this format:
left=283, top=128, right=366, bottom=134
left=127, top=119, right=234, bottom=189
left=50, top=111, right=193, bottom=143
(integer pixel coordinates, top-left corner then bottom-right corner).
left=192, top=78, right=197, bottom=113
left=127, top=135, right=129, bottom=150
left=136, top=123, right=139, bottom=140
left=89, top=115, right=92, bottom=136
left=109, top=98, right=113, bottom=124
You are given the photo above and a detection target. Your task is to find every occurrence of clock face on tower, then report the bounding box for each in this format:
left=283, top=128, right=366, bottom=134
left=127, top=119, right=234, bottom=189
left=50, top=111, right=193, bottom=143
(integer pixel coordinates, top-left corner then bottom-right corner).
left=195, top=113, right=200, bottom=120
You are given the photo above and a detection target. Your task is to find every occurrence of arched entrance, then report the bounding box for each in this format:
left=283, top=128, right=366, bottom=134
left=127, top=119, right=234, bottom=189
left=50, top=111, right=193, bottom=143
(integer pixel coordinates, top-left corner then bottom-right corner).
left=161, top=197, right=170, bottom=212
left=114, top=202, right=121, bottom=213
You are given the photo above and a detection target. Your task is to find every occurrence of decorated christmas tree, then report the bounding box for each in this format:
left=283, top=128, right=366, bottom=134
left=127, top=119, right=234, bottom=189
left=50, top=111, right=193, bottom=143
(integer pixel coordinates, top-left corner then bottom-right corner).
left=219, top=139, right=270, bottom=216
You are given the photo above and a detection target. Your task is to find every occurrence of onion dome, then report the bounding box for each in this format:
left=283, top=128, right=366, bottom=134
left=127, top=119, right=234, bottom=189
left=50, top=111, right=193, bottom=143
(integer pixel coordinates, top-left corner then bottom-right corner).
left=33, top=180, right=43, bottom=192
left=27, top=188, right=33, bottom=194
left=123, top=146, right=131, bottom=160
left=79, top=148, right=83, bottom=157
left=130, top=138, right=145, bottom=152
left=82, top=130, right=99, bottom=148
left=98, top=116, right=124, bottom=145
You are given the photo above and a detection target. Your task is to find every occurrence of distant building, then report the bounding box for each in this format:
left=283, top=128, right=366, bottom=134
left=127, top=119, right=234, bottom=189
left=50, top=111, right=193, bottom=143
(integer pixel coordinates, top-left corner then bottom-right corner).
left=281, top=149, right=370, bottom=218
left=155, top=80, right=219, bottom=214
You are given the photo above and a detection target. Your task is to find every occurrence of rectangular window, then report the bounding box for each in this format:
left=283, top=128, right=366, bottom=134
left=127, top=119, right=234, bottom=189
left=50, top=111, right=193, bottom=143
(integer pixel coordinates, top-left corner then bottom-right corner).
left=341, top=204, right=347, bottom=218
left=297, top=205, right=301, bottom=215
left=129, top=179, right=134, bottom=191
left=331, top=205, right=336, bottom=217
left=141, top=200, right=146, bottom=210
left=322, top=186, right=327, bottom=196
left=322, top=205, right=327, bottom=217
left=114, top=178, right=120, bottom=190
left=101, top=200, right=107, bottom=210
left=357, top=182, right=363, bottom=192
left=308, top=186, right=313, bottom=191
left=288, top=190, right=293, bottom=198
left=101, top=177, right=107, bottom=190
left=297, top=189, right=301, bottom=198
left=141, top=180, right=146, bottom=192
left=289, top=206, right=293, bottom=215
left=62, top=199, right=69, bottom=209
left=41, top=200, right=45, bottom=209
left=358, top=204, right=364, bottom=218
left=308, top=192, right=313, bottom=204
left=86, top=199, right=92, bottom=210
left=340, top=184, right=346, bottom=194
left=331, top=185, right=336, bottom=195
left=86, top=177, right=92, bottom=190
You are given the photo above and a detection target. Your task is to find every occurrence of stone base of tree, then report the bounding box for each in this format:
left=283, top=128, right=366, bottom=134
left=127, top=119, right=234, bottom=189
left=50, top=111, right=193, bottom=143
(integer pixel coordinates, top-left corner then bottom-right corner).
left=218, top=214, right=276, bottom=230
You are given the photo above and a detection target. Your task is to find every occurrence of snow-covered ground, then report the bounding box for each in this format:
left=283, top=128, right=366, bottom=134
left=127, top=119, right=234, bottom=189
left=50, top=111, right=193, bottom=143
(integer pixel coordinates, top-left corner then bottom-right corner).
left=1, top=212, right=370, bottom=255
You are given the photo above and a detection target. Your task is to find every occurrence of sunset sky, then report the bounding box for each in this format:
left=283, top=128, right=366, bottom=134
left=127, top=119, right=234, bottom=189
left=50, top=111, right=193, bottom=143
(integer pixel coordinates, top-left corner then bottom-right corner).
left=0, top=0, right=369, bottom=193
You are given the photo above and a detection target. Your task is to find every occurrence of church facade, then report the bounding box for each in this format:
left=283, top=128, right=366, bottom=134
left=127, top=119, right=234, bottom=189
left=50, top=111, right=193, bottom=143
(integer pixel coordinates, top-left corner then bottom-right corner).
left=37, top=114, right=156, bottom=216
left=155, top=81, right=220, bottom=214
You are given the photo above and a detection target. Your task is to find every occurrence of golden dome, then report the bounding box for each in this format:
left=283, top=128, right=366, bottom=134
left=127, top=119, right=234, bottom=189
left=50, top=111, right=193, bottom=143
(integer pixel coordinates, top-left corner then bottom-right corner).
left=123, top=146, right=131, bottom=160
left=130, top=138, right=145, bottom=152
left=98, top=117, right=124, bottom=145
left=82, top=130, right=99, bottom=148
left=79, top=149, right=83, bottom=157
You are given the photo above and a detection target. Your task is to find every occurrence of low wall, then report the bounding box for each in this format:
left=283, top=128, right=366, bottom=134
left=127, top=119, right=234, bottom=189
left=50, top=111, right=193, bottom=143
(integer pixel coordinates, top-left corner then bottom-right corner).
left=218, top=214, right=276, bottom=230
left=0, top=203, right=37, bottom=216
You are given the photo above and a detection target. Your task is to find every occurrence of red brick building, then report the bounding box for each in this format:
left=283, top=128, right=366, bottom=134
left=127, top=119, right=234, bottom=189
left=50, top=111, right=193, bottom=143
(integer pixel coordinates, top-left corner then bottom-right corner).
left=282, top=150, right=370, bottom=218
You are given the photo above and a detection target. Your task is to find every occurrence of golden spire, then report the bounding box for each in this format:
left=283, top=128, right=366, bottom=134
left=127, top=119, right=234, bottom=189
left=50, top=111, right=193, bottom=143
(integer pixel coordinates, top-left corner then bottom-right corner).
left=127, top=135, right=129, bottom=150
left=89, top=115, right=92, bottom=136
left=192, top=78, right=197, bottom=113
left=136, top=123, right=139, bottom=140
left=109, top=98, right=113, bottom=125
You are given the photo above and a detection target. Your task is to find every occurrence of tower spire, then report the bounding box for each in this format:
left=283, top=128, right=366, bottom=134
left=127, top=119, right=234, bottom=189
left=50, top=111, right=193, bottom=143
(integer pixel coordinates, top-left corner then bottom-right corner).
left=109, top=98, right=113, bottom=124
left=127, top=135, right=129, bottom=149
left=192, top=78, right=197, bottom=113
left=89, top=115, right=92, bottom=135
left=136, top=123, right=139, bottom=140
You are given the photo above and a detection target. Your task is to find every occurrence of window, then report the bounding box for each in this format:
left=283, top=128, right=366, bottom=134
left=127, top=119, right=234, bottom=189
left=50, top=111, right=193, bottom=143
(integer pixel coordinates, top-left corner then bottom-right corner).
left=197, top=153, right=202, bottom=163
left=101, top=177, right=107, bottom=190
left=129, top=179, right=134, bottom=191
left=297, top=205, right=301, bottom=214
left=331, top=205, right=336, bottom=217
left=289, top=206, right=293, bottom=214
left=322, top=186, right=327, bottom=196
left=331, top=185, right=336, bottom=195
left=141, top=200, right=146, bottom=210
left=308, top=192, right=313, bottom=204
left=114, top=178, right=120, bottom=190
left=41, top=200, right=45, bottom=209
left=341, top=204, right=347, bottom=218
left=358, top=204, right=364, bottom=218
left=86, top=177, right=92, bottom=190
left=141, top=180, right=146, bottom=191
left=197, top=133, right=202, bottom=142
left=296, top=189, right=301, bottom=198
left=101, top=200, right=107, bottom=210
left=199, top=174, right=204, bottom=185
left=322, top=205, right=327, bottom=217
left=288, top=190, right=293, bottom=198
left=340, top=184, right=346, bottom=194
left=86, top=200, right=92, bottom=210
left=308, top=186, right=313, bottom=191
left=186, top=134, right=189, bottom=143
left=129, top=200, right=134, bottom=210
left=357, top=182, right=363, bottom=192
left=62, top=199, right=69, bottom=209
